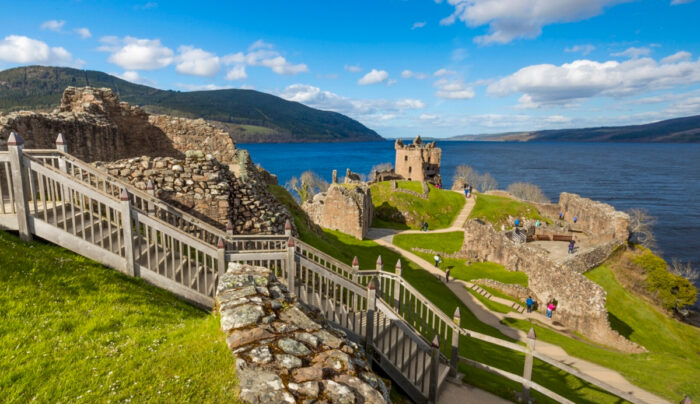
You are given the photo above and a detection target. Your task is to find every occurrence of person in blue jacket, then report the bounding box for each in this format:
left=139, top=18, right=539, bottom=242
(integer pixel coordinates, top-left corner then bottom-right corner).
left=526, top=296, right=534, bottom=313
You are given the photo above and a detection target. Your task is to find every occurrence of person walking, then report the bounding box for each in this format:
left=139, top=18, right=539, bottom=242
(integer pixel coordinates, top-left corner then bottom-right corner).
left=568, top=240, right=575, bottom=254
left=559, top=211, right=564, bottom=220
left=445, top=267, right=451, bottom=283
left=573, top=216, right=578, bottom=224
left=547, top=301, right=556, bottom=319
left=526, top=296, right=534, bottom=313
left=434, top=254, right=441, bottom=268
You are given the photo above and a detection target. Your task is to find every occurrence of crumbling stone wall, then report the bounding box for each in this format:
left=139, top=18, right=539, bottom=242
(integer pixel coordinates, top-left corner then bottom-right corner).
left=95, top=153, right=292, bottom=234
left=461, top=220, right=643, bottom=352
left=302, top=184, right=373, bottom=239
left=0, top=87, right=236, bottom=165
left=217, top=263, right=390, bottom=404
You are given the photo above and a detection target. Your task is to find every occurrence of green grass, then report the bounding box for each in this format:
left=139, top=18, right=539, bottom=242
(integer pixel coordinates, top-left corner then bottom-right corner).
left=271, top=184, right=634, bottom=403
left=396, top=180, right=424, bottom=193
left=0, top=230, right=239, bottom=403
left=469, top=193, right=550, bottom=229
left=502, top=262, right=700, bottom=402
left=393, top=232, right=529, bottom=287
left=370, top=181, right=465, bottom=230
left=466, top=288, right=516, bottom=314
left=477, top=284, right=526, bottom=306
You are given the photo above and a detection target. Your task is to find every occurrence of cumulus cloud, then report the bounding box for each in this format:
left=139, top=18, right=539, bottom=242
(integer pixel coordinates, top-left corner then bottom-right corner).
left=487, top=54, right=700, bottom=108
left=344, top=64, right=362, bottom=72
left=661, top=51, right=691, bottom=64
left=396, top=99, right=426, bottom=109
left=75, top=28, right=92, bottom=39
left=401, top=70, right=428, bottom=79
left=225, top=65, right=247, bottom=80
left=434, top=78, right=475, bottom=99
left=358, top=69, right=389, bottom=85
left=434, top=68, right=456, bottom=76
left=565, top=44, right=595, bottom=55
left=176, top=83, right=233, bottom=91
left=438, top=0, right=627, bottom=44
left=99, top=36, right=173, bottom=70
left=222, top=41, right=308, bottom=75
left=671, top=0, right=694, bottom=5
left=40, top=20, right=65, bottom=32
left=175, top=46, right=220, bottom=77
left=0, top=35, right=75, bottom=65
left=412, top=21, right=427, bottom=29
left=612, top=46, right=651, bottom=59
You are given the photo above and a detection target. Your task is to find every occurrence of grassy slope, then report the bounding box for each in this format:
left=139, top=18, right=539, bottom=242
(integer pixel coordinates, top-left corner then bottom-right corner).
left=469, top=193, right=550, bottom=229
left=370, top=181, right=465, bottom=230
left=393, top=232, right=529, bottom=287
left=0, top=231, right=239, bottom=403
left=270, top=184, right=629, bottom=403
left=504, top=262, right=700, bottom=402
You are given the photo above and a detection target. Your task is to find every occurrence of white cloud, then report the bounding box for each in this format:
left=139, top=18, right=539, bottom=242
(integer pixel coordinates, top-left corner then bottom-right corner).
left=345, top=64, right=362, bottom=72
left=419, top=114, right=438, bottom=120
left=99, top=36, right=173, bottom=70
left=412, top=21, right=427, bottom=29
left=358, top=69, right=389, bottom=85
left=434, top=78, right=475, bottom=99
left=176, top=83, right=233, bottom=91
left=487, top=54, right=700, bottom=108
left=671, top=0, right=694, bottom=4
left=612, top=46, right=651, bottom=59
left=0, top=35, right=74, bottom=65
left=544, top=115, right=572, bottom=124
left=401, top=70, right=428, bottom=79
left=661, top=51, right=691, bottom=64
left=438, top=0, right=627, bottom=44
left=396, top=99, right=426, bottom=109
left=222, top=41, right=308, bottom=75
left=434, top=68, right=456, bottom=76
left=113, top=70, right=156, bottom=86
left=378, top=114, right=396, bottom=121
left=565, top=44, right=595, bottom=55
left=74, top=28, right=92, bottom=39
left=175, top=46, right=220, bottom=77
left=225, top=65, right=247, bottom=80
left=40, top=20, right=65, bottom=32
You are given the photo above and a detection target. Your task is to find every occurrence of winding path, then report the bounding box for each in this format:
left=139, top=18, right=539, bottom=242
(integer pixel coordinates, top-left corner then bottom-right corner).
left=367, top=191, right=669, bottom=404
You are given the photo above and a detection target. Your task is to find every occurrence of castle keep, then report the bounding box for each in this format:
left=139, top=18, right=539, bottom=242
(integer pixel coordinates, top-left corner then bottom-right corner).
left=394, top=136, right=441, bottom=184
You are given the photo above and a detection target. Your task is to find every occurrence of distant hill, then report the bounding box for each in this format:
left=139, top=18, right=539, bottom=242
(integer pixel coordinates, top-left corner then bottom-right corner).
left=449, top=115, right=700, bottom=143
left=0, top=65, right=383, bottom=143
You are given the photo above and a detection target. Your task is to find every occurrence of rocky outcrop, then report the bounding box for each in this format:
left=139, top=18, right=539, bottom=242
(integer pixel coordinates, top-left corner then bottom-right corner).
left=461, top=220, right=643, bottom=352
left=302, top=184, right=373, bottom=240
left=94, top=153, right=292, bottom=234
left=217, top=263, right=390, bottom=404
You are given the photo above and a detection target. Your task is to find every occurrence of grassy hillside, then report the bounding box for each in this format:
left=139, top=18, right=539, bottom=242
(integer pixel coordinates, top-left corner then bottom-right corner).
left=469, top=193, right=549, bottom=229
left=370, top=181, right=465, bottom=230
left=0, top=65, right=383, bottom=143
left=0, top=230, right=239, bottom=403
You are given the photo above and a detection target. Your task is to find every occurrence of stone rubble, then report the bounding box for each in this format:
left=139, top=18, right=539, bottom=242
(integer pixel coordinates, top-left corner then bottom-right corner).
left=217, top=262, right=390, bottom=404
left=302, top=183, right=373, bottom=240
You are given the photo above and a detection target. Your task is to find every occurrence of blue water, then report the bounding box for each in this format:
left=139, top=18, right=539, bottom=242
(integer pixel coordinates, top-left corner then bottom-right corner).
left=242, top=141, right=700, bottom=290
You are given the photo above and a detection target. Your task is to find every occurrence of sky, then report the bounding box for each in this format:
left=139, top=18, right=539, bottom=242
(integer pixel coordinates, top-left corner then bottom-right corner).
left=1, top=0, right=700, bottom=138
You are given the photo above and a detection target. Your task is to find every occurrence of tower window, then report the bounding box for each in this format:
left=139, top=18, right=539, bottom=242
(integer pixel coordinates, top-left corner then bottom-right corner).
left=404, top=156, right=408, bottom=162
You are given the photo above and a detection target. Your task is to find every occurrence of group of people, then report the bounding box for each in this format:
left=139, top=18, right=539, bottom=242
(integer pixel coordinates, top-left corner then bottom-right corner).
left=525, top=296, right=558, bottom=319
left=558, top=211, right=579, bottom=224
left=463, top=183, right=473, bottom=198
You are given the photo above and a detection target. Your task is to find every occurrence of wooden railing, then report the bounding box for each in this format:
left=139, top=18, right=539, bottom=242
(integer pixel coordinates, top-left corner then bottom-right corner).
left=0, top=133, right=661, bottom=404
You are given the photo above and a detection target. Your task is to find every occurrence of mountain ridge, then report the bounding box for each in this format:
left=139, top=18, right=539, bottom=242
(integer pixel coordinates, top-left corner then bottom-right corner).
left=0, top=65, right=383, bottom=143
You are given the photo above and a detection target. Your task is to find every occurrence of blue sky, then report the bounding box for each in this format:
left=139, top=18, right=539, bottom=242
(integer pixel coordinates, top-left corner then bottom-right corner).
left=1, top=0, right=700, bottom=138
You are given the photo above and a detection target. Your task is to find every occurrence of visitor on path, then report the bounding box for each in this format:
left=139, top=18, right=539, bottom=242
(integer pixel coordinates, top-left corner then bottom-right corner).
left=559, top=212, right=564, bottom=220
left=526, top=296, right=534, bottom=313
left=469, top=185, right=473, bottom=194
left=546, top=301, right=556, bottom=319
left=445, top=267, right=450, bottom=283
left=568, top=239, right=576, bottom=254
left=535, top=220, right=540, bottom=227
left=573, top=216, right=578, bottom=223
left=515, top=219, right=521, bottom=227
left=434, top=254, right=441, bottom=268
left=421, top=221, right=428, bottom=232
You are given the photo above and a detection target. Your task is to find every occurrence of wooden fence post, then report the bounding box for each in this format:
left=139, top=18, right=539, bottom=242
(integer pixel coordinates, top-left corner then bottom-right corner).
left=55, top=133, right=68, bottom=173
left=7, top=132, right=31, bottom=241
left=284, top=219, right=292, bottom=237
left=522, top=327, right=536, bottom=402
left=352, top=255, right=360, bottom=284
left=120, top=189, right=136, bottom=276
left=450, top=307, right=461, bottom=377
left=217, top=237, right=226, bottom=278
left=394, top=259, right=402, bottom=310
left=429, top=335, right=441, bottom=403
left=226, top=220, right=234, bottom=236
left=287, top=237, right=296, bottom=294
left=365, top=279, right=377, bottom=352
left=146, top=180, right=156, bottom=215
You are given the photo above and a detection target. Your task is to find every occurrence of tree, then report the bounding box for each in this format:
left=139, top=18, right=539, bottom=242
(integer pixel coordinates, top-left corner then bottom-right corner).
left=285, top=171, right=329, bottom=203
left=478, top=173, right=498, bottom=192
left=628, top=208, right=657, bottom=249
left=507, top=182, right=550, bottom=203
left=669, top=258, right=699, bottom=283
left=453, top=165, right=498, bottom=192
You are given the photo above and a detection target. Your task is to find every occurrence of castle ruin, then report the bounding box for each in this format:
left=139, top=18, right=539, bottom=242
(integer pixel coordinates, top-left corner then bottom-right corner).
left=394, top=136, right=441, bottom=184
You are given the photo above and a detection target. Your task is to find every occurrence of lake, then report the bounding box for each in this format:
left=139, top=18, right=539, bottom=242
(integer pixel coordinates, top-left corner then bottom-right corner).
left=241, top=141, right=700, bottom=292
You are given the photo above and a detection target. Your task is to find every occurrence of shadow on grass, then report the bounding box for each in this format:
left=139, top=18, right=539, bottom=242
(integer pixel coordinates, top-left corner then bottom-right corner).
left=608, top=312, right=635, bottom=339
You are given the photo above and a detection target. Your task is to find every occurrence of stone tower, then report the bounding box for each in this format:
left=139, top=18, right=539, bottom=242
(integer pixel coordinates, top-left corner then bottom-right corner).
left=394, top=136, right=441, bottom=184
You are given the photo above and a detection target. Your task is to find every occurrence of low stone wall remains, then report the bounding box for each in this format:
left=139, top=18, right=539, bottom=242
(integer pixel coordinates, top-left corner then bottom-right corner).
left=302, top=184, right=373, bottom=239
left=472, top=279, right=533, bottom=302
left=389, top=180, right=429, bottom=200
left=217, top=263, right=390, bottom=404
left=461, top=220, right=643, bottom=352
left=560, top=241, right=621, bottom=274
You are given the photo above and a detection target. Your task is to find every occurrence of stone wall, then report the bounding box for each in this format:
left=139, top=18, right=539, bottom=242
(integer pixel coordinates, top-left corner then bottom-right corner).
left=560, top=241, right=621, bottom=274
left=0, top=87, right=237, bottom=165
left=390, top=180, right=429, bottom=200
left=461, top=220, right=643, bottom=352
left=394, top=137, right=441, bottom=184
left=217, top=263, right=389, bottom=404
left=472, top=279, right=533, bottom=302
left=94, top=153, right=292, bottom=234
left=557, top=192, right=630, bottom=243
left=302, top=184, right=373, bottom=239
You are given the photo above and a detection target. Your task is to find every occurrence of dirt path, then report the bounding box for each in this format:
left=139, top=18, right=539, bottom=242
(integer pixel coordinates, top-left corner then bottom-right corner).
left=367, top=193, right=669, bottom=404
